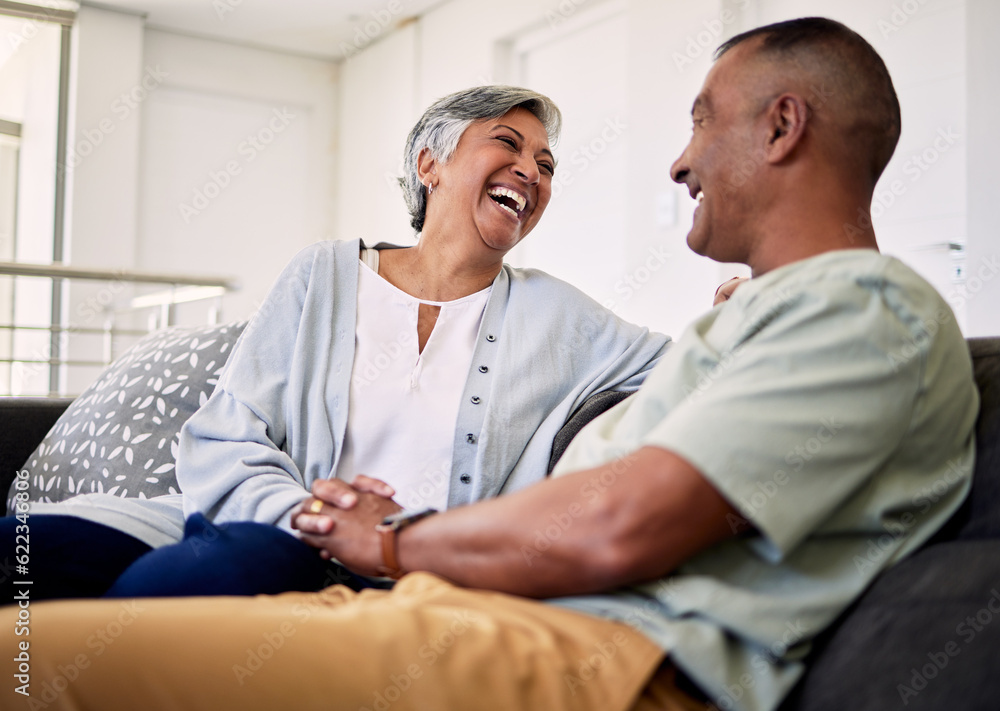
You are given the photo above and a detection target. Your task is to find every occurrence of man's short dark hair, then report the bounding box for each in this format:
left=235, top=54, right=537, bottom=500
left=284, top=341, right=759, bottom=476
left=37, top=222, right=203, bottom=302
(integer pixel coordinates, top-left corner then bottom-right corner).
left=717, top=17, right=901, bottom=186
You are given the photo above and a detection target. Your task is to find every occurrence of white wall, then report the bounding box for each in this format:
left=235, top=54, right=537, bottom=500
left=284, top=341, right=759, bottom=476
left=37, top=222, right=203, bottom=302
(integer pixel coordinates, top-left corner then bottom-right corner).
left=964, top=0, right=1000, bottom=337
left=49, top=6, right=338, bottom=394
left=137, top=29, right=338, bottom=321
left=335, top=0, right=997, bottom=338
left=336, top=21, right=416, bottom=247
left=753, top=0, right=969, bottom=329
left=9, top=0, right=998, bottom=395
left=335, top=0, right=734, bottom=336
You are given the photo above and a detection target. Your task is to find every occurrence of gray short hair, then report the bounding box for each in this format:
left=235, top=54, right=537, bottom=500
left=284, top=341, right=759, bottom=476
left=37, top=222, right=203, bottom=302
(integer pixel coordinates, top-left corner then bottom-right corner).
left=399, top=85, right=562, bottom=233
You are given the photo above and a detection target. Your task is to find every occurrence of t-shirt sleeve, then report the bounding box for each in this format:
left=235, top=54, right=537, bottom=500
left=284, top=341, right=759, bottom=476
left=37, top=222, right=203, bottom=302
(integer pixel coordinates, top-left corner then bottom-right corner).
left=642, top=281, right=923, bottom=561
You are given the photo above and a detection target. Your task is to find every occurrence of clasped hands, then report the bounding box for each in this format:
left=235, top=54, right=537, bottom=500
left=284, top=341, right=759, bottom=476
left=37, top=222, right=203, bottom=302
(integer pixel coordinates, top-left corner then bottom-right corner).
left=291, top=475, right=403, bottom=578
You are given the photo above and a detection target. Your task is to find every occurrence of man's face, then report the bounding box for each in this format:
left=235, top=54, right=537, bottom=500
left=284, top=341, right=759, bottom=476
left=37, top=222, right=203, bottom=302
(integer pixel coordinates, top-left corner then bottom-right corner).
left=670, top=42, right=767, bottom=264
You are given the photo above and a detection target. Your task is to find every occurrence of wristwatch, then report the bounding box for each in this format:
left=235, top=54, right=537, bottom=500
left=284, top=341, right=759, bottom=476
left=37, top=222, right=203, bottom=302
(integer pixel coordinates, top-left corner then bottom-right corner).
left=374, top=508, right=438, bottom=579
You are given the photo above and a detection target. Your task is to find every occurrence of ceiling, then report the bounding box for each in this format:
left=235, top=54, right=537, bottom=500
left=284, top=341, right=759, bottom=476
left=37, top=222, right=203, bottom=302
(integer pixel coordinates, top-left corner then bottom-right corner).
left=80, top=0, right=445, bottom=60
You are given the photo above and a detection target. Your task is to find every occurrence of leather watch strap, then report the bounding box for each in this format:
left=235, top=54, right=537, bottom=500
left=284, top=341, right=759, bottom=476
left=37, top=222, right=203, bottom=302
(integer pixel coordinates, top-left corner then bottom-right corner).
left=373, top=508, right=438, bottom=580
left=375, top=523, right=404, bottom=579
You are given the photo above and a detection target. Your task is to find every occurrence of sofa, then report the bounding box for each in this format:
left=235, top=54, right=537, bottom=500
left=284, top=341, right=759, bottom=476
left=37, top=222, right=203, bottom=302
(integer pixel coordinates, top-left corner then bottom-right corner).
left=2, top=325, right=998, bottom=711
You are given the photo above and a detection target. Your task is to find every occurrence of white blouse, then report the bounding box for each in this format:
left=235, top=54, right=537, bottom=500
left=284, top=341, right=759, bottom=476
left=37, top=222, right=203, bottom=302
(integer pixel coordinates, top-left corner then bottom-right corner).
left=335, top=249, right=492, bottom=511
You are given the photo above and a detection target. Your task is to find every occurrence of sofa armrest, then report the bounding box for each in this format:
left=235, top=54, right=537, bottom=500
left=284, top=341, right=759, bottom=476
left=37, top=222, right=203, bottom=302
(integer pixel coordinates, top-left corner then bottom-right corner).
left=548, top=390, right=632, bottom=474
left=0, top=397, right=73, bottom=496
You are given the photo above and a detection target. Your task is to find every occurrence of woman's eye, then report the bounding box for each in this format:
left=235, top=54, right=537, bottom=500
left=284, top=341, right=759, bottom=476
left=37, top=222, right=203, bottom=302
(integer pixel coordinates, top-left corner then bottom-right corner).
left=497, top=136, right=517, bottom=148
left=540, top=163, right=554, bottom=175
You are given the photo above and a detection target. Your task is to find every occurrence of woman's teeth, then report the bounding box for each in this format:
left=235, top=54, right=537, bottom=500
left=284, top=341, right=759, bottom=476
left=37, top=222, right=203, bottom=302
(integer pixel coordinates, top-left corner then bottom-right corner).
left=488, top=187, right=526, bottom=217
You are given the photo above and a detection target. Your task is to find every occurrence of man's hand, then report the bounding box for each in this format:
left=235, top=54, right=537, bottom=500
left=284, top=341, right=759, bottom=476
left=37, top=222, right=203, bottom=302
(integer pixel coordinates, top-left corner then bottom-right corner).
left=292, top=477, right=402, bottom=575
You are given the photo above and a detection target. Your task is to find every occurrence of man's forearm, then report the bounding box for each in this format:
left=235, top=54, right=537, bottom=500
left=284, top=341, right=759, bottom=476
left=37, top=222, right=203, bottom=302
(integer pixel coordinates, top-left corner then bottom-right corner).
left=397, top=446, right=741, bottom=598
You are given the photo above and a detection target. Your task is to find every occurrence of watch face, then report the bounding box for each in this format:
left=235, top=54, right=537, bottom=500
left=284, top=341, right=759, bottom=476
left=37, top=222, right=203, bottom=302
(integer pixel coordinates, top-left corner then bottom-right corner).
left=381, top=508, right=438, bottom=528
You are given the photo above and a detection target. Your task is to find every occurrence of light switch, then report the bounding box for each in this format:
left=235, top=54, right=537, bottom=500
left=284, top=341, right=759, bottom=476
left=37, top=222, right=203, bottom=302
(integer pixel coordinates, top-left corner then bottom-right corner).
left=656, top=191, right=677, bottom=227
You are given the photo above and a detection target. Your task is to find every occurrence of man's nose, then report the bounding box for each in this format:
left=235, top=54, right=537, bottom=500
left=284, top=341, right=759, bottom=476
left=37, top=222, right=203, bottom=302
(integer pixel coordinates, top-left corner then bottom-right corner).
left=670, top=147, right=690, bottom=184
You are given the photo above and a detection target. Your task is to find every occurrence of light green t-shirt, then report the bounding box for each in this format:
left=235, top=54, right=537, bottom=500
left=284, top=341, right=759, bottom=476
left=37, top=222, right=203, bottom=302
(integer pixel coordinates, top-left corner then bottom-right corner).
left=549, top=249, right=978, bottom=711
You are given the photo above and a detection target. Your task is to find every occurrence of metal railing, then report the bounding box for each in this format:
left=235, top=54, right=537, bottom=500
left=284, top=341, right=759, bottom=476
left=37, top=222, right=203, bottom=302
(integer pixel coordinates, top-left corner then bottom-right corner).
left=0, top=261, right=240, bottom=397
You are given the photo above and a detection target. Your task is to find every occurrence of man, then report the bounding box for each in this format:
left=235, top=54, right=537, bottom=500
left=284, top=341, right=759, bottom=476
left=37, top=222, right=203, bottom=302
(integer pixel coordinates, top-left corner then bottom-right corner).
left=1, top=17, right=977, bottom=711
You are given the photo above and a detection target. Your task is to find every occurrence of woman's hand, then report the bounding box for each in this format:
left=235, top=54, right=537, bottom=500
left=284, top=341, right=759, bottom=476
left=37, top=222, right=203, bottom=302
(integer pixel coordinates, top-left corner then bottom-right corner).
left=713, top=276, right=748, bottom=306
left=293, top=484, right=403, bottom=574
left=292, top=476, right=403, bottom=570
left=308, top=475, right=395, bottom=511
left=292, top=475, right=399, bottom=533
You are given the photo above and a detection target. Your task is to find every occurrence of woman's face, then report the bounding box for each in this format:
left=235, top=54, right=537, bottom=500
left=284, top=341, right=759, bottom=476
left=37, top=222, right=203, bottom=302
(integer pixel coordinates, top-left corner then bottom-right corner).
left=428, top=107, right=555, bottom=254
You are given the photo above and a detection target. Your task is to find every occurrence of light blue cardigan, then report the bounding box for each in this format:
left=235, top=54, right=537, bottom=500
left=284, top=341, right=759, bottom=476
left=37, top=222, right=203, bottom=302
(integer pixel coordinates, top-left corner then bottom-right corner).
left=177, top=239, right=672, bottom=531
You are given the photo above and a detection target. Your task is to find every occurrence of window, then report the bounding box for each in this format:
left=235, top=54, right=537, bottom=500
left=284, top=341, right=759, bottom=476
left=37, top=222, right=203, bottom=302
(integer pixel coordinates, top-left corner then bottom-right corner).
left=0, top=1, right=75, bottom=394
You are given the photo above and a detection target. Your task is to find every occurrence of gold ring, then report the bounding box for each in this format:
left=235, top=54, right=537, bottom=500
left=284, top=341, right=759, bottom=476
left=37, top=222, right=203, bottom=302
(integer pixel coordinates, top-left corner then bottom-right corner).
left=308, top=499, right=324, bottom=514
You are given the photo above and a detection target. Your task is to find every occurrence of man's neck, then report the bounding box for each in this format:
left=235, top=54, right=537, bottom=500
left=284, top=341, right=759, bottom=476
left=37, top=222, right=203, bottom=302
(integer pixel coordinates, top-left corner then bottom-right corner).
left=747, top=184, right=880, bottom=277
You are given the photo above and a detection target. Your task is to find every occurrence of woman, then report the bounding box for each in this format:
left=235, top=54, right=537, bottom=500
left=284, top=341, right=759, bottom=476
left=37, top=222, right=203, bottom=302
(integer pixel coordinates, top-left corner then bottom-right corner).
left=2, top=85, right=671, bottom=600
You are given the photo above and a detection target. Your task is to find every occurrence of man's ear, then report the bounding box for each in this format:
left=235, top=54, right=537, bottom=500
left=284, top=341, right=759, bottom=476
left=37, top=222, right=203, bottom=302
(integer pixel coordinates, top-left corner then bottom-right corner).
left=416, top=147, right=437, bottom=187
left=764, top=93, right=809, bottom=163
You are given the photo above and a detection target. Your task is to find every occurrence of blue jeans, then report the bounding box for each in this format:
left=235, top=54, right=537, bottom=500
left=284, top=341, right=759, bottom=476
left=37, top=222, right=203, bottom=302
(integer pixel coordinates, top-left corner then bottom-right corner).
left=105, top=513, right=389, bottom=597
left=2, top=513, right=386, bottom=602
left=2, top=514, right=152, bottom=601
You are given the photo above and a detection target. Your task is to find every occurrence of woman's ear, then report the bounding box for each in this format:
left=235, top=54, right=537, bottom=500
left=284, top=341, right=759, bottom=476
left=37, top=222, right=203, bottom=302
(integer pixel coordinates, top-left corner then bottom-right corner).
left=416, top=147, right=437, bottom=187
left=765, top=93, right=809, bottom=163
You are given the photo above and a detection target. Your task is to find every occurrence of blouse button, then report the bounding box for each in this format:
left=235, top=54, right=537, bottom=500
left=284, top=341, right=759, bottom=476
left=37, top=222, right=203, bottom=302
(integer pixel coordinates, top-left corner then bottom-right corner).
left=486, top=334, right=496, bottom=342
left=466, top=434, right=477, bottom=444
left=478, top=365, right=488, bottom=374
left=460, top=474, right=472, bottom=484
left=471, top=396, right=481, bottom=405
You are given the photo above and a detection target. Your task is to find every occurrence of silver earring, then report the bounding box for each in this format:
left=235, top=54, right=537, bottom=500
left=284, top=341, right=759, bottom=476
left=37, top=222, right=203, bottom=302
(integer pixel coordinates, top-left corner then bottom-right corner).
left=428, top=183, right=434, bottom=194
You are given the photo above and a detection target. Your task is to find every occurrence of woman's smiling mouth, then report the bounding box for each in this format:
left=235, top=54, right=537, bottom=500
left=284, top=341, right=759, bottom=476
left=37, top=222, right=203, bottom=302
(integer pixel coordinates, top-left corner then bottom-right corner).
left=487, top=186, right=527, bottom=219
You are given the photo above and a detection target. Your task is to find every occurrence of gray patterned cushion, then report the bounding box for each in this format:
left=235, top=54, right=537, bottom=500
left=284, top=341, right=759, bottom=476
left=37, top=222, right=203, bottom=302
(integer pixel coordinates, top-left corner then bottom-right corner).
left=5, top=321, right=246, bottom=510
